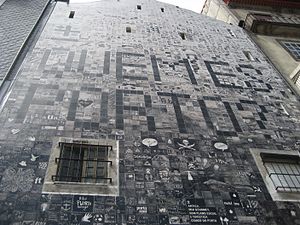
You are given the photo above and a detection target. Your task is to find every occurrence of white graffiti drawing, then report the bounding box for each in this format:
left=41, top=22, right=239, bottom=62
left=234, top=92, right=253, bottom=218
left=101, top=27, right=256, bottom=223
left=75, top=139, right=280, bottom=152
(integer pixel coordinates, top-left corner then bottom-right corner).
left=41, top=203, right=49, bottom=212
left=177, top=140, right=196, bottom=151
left=0, top=167, right=35, bottom=192
left=187, top=171, right=194, bottom=181
left=11, top=129, right=20, bottom=134
left=82, top=213, right=93, bottom=222
left=35, top=177, right=42, bottom=184
left=38, top=162, right=48, bottom=169
left=31, top=154, right=39, bottom=162
left=19, top=161, right=27, bottom=167
left=28, top=136, right=36, bottom=142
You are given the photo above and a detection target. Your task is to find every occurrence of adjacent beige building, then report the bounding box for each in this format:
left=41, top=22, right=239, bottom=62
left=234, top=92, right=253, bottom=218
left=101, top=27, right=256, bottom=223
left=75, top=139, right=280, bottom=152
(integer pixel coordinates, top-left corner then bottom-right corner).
left=202, top=0, right=300, bottom=95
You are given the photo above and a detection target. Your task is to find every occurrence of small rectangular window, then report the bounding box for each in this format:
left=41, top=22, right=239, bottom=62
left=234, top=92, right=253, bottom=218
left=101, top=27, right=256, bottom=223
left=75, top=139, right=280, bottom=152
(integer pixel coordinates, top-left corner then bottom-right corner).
left=69, top=11, right=75, bottom=18
left=238, top=20, right=245, bottom=28
left=227, top=29, right=236, bottom=37
left=161, top=8, right=164, bottom=12
left=179, top=32, right=186, bottom=40
left=137, top=5, right=141, bottom=10
left=243, top=51, right=255, bottom=61
left=126, top=27, right=131, bottom=33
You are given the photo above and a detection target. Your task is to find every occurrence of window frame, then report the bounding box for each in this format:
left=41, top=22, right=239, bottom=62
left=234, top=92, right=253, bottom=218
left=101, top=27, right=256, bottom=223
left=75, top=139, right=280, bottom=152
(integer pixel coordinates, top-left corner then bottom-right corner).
left=53, top=142, right=113, bottom=184
left=42, top=138, right=119, bottom=196
left=261, top=153, right=300, bottom=192
left=278, top=39, right=300, bottom=61
left=250, top=148, right=300, bottom=202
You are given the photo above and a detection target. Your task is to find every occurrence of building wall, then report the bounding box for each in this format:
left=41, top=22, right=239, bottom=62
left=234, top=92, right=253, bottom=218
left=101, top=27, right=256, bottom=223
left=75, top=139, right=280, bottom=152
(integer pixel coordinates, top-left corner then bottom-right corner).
left=202, top=0, right=239, bottom=24
left=250, top=34, right=299, bottom=81
left=202, top=0, right=300, bottom=94
left=0, top=0, right=300, bottom=224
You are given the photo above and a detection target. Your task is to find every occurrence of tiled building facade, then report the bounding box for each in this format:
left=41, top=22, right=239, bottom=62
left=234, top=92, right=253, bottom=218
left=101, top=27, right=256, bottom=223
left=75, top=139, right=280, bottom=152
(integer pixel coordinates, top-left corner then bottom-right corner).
left=0, top=0, right=300, bottom=224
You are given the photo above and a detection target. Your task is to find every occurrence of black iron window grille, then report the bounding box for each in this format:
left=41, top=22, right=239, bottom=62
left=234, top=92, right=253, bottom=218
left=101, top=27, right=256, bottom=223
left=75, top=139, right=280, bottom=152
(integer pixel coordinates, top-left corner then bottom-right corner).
left=52, top=142, right=113, bottom=184
left=262, top=153, right=300, bottom=192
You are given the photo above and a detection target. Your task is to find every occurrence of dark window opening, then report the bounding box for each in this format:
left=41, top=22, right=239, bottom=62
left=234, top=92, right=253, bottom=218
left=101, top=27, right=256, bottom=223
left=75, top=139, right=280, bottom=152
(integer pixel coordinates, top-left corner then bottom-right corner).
left=179, top=32, right=186, bottom=40
left=261, top=153, right=300, bottom=192
left=69, top=11, right=75, bottom=18
left=238, top=20, right=245, bottom=28
left=126, top=27, right=131, bottom=33
left=227, top=29, right=236, bottom=37
left=161, top=8, right=164, bottom=12
left=243, top=51, right=255, bottom=61
left=53, top=142, right=113, bottom=184
left=176, top=6, right=179, bottom=8
left=137, top=5, right=141, bottom=10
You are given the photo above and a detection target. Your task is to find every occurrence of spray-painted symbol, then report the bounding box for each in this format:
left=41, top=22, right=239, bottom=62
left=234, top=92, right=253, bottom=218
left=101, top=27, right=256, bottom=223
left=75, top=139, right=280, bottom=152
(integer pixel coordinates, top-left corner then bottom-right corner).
left=19, top=161, right=27, bottom=167
left=35, top=177, right=42, bottom=184
left=177, top=140, right=195, bottom=151
left=142, top=138, right=158, bottom=147
left=82, top=213, right=93, bottom=222
left=31, top=154, right=39, bottom=162
left=11, top=129, right=20, bottom=134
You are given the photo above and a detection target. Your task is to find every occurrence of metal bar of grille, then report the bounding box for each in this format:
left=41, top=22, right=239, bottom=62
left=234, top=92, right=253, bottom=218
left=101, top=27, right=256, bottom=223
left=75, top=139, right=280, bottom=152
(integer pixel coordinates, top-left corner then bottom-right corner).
left=59, top=142, right=113, bottom=149
left=54, top=157, right=112, bottom=183
left=52, top=175, right=112, bottom=183
left=67, top=144, right=74, bottom=181
left=77, top=143, right=83, bottom=182
left=55, top=142, right=113, bottom=183
left=283, top=164, right=297, bottom=189
left=55, top=158, right=112, bottom=165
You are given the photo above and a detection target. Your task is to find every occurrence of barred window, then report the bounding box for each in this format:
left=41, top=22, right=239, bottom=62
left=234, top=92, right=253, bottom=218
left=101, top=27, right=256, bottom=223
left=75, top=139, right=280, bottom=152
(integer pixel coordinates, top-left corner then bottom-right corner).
left=262, top=153, right=300, bottom=192
left=53, top=142, right=113, bottom=184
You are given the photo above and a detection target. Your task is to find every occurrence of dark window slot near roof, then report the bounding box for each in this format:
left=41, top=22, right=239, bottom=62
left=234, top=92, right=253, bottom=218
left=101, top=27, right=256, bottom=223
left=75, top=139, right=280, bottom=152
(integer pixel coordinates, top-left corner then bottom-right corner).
left=126, top=27, right=131, bottom=33
left=243, top=51, right=255, bottom=61
left=137, top=5, right=141, bottom=10
left=238, top=20, right=245, bottom=28
left=161, top=8, right=164, bottom=12
left=179, top=32, right=186, bottom=40
left=69, top=11, right=75, bottom=18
